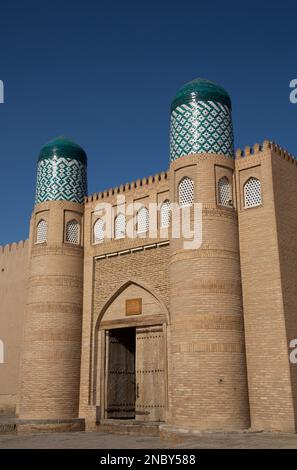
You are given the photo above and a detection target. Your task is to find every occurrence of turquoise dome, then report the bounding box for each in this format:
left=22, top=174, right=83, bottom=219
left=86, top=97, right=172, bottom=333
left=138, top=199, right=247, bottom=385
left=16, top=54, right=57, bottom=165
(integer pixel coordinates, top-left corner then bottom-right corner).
left=171, top=78, right=232, bottom=111
left=35, top=136, right=88, bottom=205
left=169, top=77, right=234, bottom=161
left=38, top=136, right=87, bottom=165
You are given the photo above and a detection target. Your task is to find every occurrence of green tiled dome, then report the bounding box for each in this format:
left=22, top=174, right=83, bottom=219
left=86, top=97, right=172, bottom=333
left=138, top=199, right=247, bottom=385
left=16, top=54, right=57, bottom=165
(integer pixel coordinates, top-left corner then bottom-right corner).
left=169, top=77, right=234, bottom=161
left=171, top=78, right=232, bottom=111
left=35, top=136, right=88, bottom=205
left=38, top=136, right=87, bottom=165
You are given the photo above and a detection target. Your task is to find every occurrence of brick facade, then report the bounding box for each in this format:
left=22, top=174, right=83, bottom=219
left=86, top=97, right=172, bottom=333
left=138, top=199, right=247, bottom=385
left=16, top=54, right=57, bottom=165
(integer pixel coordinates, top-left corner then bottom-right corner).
left=1, top=142, right=297, bottom=434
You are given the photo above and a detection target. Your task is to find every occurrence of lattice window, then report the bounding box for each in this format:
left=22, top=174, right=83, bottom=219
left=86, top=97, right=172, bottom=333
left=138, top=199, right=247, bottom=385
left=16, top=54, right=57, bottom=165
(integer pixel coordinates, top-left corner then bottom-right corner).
left=0, top=340, right=4, bottom=364
left=36, top=219, right=47, bottom=244
left=218, top=176, right=232, bottom=207
left=65, top=220, right=80, bottom=244
left=244, top=177, right=262, bottom=208
left=137, top=207, right=149, bottom=233
left=94, top=218, right=105, bottom=243
left=178, top=177, right=194, bottom=207
left=115, top=213, right=126, bottom=239
left=160, top=200, right=171, bottom=228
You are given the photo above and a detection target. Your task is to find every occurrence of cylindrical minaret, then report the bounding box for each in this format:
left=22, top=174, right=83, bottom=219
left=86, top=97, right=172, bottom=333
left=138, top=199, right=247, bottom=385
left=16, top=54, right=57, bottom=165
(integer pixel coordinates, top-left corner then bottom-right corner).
left=167, top=79, right=250, bottom=431
left=18, top=137, right=87, bottom=424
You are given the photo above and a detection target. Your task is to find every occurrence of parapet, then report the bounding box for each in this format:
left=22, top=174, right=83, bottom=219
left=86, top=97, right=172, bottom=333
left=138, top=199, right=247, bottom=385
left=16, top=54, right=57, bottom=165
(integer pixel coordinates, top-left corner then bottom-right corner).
left=85, top=170, right=168, bottom=204
left=0, top=239, right=29, bottom=256
left=235, top=140, right=297, bottom=165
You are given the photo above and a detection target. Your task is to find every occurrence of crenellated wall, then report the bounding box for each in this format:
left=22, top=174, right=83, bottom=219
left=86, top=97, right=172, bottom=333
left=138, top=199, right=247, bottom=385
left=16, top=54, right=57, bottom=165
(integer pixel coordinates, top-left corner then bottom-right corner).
left=84, top=171, right=168, bottom=204
left=79, top=170, right=170, bottom=426
left=235, top=140, right=297, bottom=432
left=2, top=138, right=297, bottom=434
left=0, top=240, right=29, bottom=415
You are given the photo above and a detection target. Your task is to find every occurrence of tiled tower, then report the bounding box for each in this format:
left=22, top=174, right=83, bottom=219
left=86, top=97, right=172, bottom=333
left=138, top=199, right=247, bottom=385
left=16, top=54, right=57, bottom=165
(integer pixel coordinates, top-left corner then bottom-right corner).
left=166, top=79, right=250, bottom=431
left=35, top=136, right=87, bottom=204
left=18, top=137, right=87, bottom=430
left=170, top=78, right=234, bottom=161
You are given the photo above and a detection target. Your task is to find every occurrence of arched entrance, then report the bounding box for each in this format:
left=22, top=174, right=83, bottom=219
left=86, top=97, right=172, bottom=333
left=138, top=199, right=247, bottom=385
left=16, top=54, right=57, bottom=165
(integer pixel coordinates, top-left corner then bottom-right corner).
left=95, top=281, right=168, bottom=423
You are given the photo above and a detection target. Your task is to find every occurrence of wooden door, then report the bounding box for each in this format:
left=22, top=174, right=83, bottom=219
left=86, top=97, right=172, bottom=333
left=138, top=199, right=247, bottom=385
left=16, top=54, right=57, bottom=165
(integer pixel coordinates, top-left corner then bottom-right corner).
left=106, top=328, right=136, bottom=419
left=135, top=325, right=165, bottom=421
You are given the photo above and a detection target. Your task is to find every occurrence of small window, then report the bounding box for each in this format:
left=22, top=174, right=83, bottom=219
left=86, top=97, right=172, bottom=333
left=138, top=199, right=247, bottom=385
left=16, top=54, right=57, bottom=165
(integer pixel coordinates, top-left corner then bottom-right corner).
left=94, top=218, right=105, bottom=243
left=179, top=177, right=194, bottom=207
left=218, top=176, right=232, bottom=207
left=0, top=340, right=4, bottom=364
left=244, top=177, right=262, bottom=208
left=65, top=220, right=80, bottom=244
left=115, top=213, right=126, bottom=239
left=36, top=219, right=47, bottom=244
left=160, top=200, right=171, bottom=228
left=137, top=207, right=149, bottom=234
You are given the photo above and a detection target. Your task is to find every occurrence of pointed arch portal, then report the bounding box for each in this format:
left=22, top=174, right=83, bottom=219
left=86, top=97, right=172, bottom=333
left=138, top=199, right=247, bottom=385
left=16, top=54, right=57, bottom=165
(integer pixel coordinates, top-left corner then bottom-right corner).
left=95, top=280, right=168, bottom=422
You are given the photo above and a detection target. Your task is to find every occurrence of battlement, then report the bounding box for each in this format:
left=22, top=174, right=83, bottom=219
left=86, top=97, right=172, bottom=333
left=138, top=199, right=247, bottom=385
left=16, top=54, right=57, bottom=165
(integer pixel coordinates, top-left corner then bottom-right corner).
left=0, top=239, right=29, bottom=256
left=236, top=140, right=297, bottom=165
left=85, top=170, right=168, bottom=204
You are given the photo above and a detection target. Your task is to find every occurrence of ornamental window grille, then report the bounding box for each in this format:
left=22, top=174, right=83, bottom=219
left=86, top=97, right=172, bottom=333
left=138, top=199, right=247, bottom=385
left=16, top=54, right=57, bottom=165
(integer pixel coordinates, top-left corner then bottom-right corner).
left=36, top=219, right=47, bottom=244
left=94, top=218, right=105, bottom=243
left=160, top=200, right=171, bottom=228
left=178, top=177, right=194, bottom=207
left=244, top=177, right=262, bottom=208
left=65, top=220, right=80, bottom=244
left=218, top=177, right=232, bottom=207
left=115, top=213, right=126, bottom=239
left=137, top=207, right=149, bottom=233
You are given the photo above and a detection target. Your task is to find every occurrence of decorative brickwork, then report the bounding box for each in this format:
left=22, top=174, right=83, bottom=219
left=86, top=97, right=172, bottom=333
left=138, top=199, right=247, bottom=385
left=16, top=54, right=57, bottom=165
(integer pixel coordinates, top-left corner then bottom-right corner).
left=1, top=88, right=297, bottom=436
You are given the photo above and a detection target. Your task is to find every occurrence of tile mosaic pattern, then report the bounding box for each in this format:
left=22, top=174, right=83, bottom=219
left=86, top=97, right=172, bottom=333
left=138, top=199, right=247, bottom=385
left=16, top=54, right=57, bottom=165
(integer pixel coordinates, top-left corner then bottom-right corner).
left=35, top=156, right=87, bottom=205
left=170, top=100, right=234, bottom=161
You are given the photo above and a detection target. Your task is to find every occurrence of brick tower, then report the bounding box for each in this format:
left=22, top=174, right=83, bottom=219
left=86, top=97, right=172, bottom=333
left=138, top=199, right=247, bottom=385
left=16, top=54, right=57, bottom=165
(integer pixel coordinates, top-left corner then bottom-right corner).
left=18, top=137, right=87, bottom=431
left=166, top=79, right=250, bottom=431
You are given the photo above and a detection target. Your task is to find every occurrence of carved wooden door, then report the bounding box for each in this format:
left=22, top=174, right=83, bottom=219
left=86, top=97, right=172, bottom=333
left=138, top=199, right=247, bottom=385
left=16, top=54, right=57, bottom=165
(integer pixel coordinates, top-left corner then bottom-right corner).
left=135, top=325, right=165, bottom=421
left=106, top=328, right=136, bottom=419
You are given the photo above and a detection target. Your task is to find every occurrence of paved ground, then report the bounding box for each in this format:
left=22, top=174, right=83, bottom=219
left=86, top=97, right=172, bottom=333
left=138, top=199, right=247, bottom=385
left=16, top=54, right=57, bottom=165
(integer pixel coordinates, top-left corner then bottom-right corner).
left=0, top=430, right=297, bottom=448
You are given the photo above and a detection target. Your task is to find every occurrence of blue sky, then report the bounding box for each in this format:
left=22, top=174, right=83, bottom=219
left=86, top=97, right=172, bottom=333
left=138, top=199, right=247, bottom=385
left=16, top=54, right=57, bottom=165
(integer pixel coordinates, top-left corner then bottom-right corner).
left=0, top=0, right=296, bottom=245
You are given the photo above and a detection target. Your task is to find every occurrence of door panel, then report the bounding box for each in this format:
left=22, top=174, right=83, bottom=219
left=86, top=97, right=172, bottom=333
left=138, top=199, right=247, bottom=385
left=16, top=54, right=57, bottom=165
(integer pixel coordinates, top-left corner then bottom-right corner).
left=135, top=325, right=165, bottom=421
left=106, top=328, right=135, bottom=419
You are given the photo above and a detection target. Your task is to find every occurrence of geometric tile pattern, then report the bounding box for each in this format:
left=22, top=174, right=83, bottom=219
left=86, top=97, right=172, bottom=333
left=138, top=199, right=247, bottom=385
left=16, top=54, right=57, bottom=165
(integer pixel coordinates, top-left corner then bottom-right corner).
left=170, top=100, right=234, bottom=161
left=35, top=156, right=87, bottom=205
left=218, top=176, right=232, bottom=207
left=244, top=177, right=262, bottom=208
